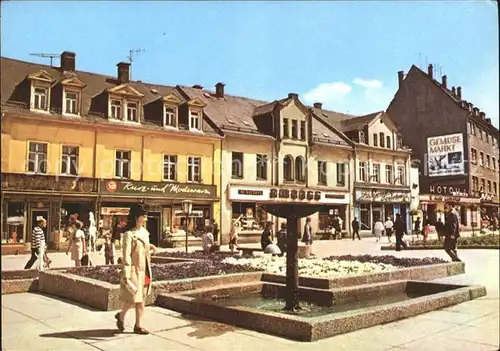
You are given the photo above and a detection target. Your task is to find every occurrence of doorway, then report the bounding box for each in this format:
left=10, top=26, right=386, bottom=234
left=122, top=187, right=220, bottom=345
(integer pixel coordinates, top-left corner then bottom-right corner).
left=31, top=209, right=50, bottom=243
left=147, top=212, right=161, bottom=247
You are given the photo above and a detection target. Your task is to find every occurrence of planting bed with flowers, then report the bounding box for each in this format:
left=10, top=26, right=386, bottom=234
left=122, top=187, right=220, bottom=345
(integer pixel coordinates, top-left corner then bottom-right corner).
left=325, top=255, right=447, bottom=267
left=411, top=234, right=500, bottom=248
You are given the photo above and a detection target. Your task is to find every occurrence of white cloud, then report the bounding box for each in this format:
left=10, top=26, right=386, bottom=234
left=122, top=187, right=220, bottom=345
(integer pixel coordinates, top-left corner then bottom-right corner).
left=303, top=82, right=352, bottom=106
left=353, top=78, right=383, bottom=89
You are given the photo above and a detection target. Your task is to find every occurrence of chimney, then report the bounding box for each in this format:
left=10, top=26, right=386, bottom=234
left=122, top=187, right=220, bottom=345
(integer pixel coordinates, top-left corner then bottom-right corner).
left=288, top=93, right=298, bottom=100
left=313, top=102, right=322, bottom=109
left=473, top=107, right=479, bottom=117
left=192, top=84, right=203, bottom=89
left=451, top=87, right=456, bottom=96
left=479, top=112, right=485, bottom=120
left=215, top=82, right=225, bottom=98
left=117, top=62, right=130, bottom=84
left=441, top=75, right=447, bottom=89
left=60, top=51, right=76, bottom=71
left=398, top=71, right=404, bottom=88
left=457, top=86, right=462, bottom=100
left=486, top=118, right=492, bottom=124
left=427, top=64, right=433, bottom=78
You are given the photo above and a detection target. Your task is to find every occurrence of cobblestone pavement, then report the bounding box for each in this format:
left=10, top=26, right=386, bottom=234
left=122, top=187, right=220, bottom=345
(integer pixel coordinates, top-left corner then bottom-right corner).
left=2, top=238, right=499, bottom=350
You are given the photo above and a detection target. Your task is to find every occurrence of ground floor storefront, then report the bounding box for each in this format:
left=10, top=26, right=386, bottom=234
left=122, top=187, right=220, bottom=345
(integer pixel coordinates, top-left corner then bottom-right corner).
left=419, top=194, right=482, bottom=229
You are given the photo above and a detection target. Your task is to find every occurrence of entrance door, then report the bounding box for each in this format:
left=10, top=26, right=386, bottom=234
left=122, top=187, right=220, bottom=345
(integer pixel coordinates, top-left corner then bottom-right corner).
left=147, top=212, right=160, bottom=247
left=31, top=209, right=50, bottom=243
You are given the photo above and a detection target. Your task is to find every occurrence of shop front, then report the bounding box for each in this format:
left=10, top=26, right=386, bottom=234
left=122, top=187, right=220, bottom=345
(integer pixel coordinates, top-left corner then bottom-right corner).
left=1, top=173, right=97, bottom=254
left=98, top=180, right=218, bottom=247
left=354, top=188, right=411, bottom=232
left=419, top=194, right=481, bottom=229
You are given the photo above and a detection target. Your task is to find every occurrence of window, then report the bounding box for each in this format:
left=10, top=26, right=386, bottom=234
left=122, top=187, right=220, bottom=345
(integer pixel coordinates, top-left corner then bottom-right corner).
left=283, top=155, right=293, bottom=181
left=373, top=134, right=378, bottom=147
left=188, top=157, right=201, bottom=182
left=396, top=135, right=403, bottom=149
left=471, top=122, right=476, bottom=136
left=295, top=157, right=305, bottom=182
left=471, top=149, right=477, bottom=164
left=110, top=100, right=122, bottom=119
left=291, top=120, right=298, bottom=139
left=189, top=110, right=201, bottom=130
left=65, top=91, right=78, bottom=114
left=27, top=142, right=47, bottom=173
left=115, top=150, right=131, bottom=179
left=386, top=136, right=391, bottom=149
left=486, top=155, right=491, bottom=168
left=493, top=157, right=497, bottom=171
left=256, top=154, right=268, bottom=180
left=164, top=106, right=176, bottom=127
left=231, top=152, right=244, bottom=179
left=300, top=121, right=306, bottom=141
left=126, top=102, right=138, bottom=122
left=372, top=164, right=380, bottom=183
left=163, top=155, right=177, bottom=181
left=317, top=161, right=327, bottom=185
left=487, top=180, right=492, bottom=193
left=480, top=129, right=484, bottom=140
left=336, top=163, right=346, bottom=186
left=479, top=152, right=484, bottom=166
left=480, top=178, right=485, bottom=192
left=61, top=146, right=78, bottom=176
left=494, top=182, right=498, bottom=195
left=396, top=166, right=406, bottom=185
left=472, top=176, right=479, bottom=191
left=385, top=165, right=393, bottom=184
left=379, top=133, right=385, bottom=148
left=283, top=119, right=289, bottom=138
left=359, top=162, right=367, bottom=182
left=359, top=131, right=365, bottom=144
left=33, top=87, right=48, bottom=110
left=468, top=121, right=473, bottom=134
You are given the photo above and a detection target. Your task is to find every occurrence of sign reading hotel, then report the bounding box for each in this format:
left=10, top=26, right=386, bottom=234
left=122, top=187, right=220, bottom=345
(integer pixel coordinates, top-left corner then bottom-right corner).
left=100, top=180, right=216, bottom=199
left=427, top=133, right=465, bottom=177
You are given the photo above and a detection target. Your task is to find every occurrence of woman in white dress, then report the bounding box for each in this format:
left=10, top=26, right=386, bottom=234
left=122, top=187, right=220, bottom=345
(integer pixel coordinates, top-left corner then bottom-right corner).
left=66, top=221, right=86, bottom=267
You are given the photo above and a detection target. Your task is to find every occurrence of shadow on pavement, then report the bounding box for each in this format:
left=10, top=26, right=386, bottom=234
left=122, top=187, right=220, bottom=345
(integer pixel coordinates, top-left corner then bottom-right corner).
left=40, top=328, right=126, bottom=341
left=180, top=313, right=237, bottom=339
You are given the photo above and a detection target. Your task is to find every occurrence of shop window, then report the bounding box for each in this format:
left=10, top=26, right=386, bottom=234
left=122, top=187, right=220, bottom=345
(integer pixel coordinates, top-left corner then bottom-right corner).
left=231, top=152, right=244, bottom=179
left=188, top=156, right=201, bottom=182
left=283, top=118, right=289, bottom=138
left=172, top=205, right=210, bottom=235
left=115, top=150, right=131, bottom=179
left=318, top=161, right=327, bottom=185
left=336, top=163, right=346, bottom=186
left=471, top=149, right=477, bottom=164
left=373, top=134, right=378, bottom=147
left=372, top=163, right=380, bottom=183
left=256, top=154, right=268, bottom=180
left=386, top=136, right=391, bottom=149
left=283, top=155, right=294, bottom=181
left=300, top=121, right=306, bottom=141
left=232, top=202, right=267, bottom=232
left=379, top=133, right=385, bottom=147
left=291, top=120, right=298, bottom=139
left=359, top=162, right=367, bottom=182
left=3, top=202, right=25, bottom=243
left=295, top=156, right=305, bottom=182
left=61, top=145, right=79, bottom=176
left=360, top=203, right=370, bottom=230
left=28, top=142, right=48, bottom=174
left=385, top=165, right=393, bottom=184
left=163, top=155, right=177, bottom=181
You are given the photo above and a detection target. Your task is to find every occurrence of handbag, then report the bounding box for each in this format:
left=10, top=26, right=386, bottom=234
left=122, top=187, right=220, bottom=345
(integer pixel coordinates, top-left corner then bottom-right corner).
left=81, top=254, right=90, bottom=266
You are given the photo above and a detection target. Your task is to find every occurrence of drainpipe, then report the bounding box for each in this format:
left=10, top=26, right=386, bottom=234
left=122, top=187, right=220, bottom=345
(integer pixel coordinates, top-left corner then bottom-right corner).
left=140, top=135, right=145, bottom=181
left=219, top=140, right=223, bottom=245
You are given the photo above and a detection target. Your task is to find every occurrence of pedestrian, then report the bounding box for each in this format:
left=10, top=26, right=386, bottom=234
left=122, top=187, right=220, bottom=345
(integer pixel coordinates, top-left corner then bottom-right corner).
left=261, top=222, right=273, bottom=250
left=435, top=218, right=445, bottom=241
left=276, top=222, right=287, bottom=256
left=24, top=217, right=49, bottom=270
left=104, top=235, right=115, bottom=265
left=66, top=221, right=87, bottom=267
left=351, top=217, right=361, bottom=240
left=229, top=221, right=239, bottom=252
left=212, top=219, right=219, bottom=243
left=443, top=204, right=461, bottom=262
left=373, top=219, right=384, bottom=242
left=384, top=217, right=394, bottom=243
left=302, top=217, right=313, bottom=255
left=88, top=211, right=97, bottom=252
left=115, top=204, right=157, bottom=335
left=202, top=225, right=215, bottom=253
left=331, top=216, right=342, bottom=240
left=394, top=213, right=408, bottom=251
left=414, top=217, right=421, bottom=238
left=423, top=222, right=431, bottom=242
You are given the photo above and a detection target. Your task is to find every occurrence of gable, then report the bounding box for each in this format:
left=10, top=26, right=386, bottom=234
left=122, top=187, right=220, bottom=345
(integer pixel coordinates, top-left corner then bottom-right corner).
left=107, top=84, right=144, bottom=98
left=27, top=70, right=55, bottom=84
left=61, top=76, right=87, bottom=89
left=162, top=93, right=183, bottom=105
left=280, top=99, right=308, bottom=120
left=187, top=98, right=206, bottom=108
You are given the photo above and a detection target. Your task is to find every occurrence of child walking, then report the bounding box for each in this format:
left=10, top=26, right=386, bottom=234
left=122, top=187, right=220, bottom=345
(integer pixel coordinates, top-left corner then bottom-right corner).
left=104, top=235, right=115, bottom=265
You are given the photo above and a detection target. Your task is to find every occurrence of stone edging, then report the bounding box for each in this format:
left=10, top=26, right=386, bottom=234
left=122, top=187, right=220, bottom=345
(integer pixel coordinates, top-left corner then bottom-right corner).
left=381, top=245, right=500, bottom=251
left=2, top=269, right=40, bottom=294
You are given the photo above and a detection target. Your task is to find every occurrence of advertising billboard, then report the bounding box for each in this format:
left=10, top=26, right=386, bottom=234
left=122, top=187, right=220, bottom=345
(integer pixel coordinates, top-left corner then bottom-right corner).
left=427, top=133, right=465, bottom=177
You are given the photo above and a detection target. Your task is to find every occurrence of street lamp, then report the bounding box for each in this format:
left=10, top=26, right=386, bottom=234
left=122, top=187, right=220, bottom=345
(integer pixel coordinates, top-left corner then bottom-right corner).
left=181, top=200, right=193, bottom=253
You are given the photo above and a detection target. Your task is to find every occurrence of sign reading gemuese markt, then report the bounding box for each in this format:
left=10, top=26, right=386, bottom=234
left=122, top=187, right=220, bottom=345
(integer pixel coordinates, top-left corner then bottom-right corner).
left=100, top=180, right=216, bottom=199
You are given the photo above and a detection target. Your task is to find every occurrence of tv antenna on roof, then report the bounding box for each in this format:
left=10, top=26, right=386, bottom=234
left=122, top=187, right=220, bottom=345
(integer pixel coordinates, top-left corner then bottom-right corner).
left=30, top=53, right=59, bottom=66
left=127, top=48, right=145, bottom=80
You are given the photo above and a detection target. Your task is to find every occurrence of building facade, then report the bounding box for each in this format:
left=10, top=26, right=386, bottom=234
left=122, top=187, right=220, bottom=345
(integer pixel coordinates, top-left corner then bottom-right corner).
left=387, top=64, right=499, bottom=228
left=1, top=53, right=221, bottom=253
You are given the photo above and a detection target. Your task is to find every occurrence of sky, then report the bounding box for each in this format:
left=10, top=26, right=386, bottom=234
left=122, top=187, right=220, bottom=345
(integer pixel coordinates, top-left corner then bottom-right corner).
left=1, top=1, right=498, bottom=127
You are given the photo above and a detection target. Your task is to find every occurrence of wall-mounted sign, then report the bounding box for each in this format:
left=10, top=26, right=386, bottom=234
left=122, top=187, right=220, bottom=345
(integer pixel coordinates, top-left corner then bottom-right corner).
left=2, top=173, right=95, bottom=193
left=356, top=189, right=410, bottom=203
left=229, top=187, right=270, bottom=201
left=429, top=185, right=469, bottom=197
left=101, top=207, right=129, bottom=216
left=100, top=180, right=216, bottom=199
left=229, top=186, right=349, bottom=204
left=427, top=133, right=465, bottom=177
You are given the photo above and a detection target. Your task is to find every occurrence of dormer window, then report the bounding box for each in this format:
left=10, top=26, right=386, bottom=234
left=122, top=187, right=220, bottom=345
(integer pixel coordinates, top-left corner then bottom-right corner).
left=189, top=110, right=201, bottom=130
left=164, top=106, right=177, bottom=127
left=126, top=102, right=138, bottom=122
left=65, top=91, right=78, bottom=114
left=110, top=100, right=122, bottom=119
left=33, top=87, right=48, bottom=110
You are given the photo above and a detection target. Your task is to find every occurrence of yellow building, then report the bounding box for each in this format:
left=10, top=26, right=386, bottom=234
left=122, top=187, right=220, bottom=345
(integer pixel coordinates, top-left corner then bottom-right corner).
left=1, top=53, right=221, bottom=252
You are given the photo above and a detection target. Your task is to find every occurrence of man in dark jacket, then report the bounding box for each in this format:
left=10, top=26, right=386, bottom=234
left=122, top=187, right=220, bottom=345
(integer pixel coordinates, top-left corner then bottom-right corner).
left=394, top=213, right=408, bottom=251
left=351, top=217, right=361, bottom=240
left=443, top=205, right=461, bottom=262
left=435, top=218, right=445, bottom=241
left=414, top=217, right=421, bottom=237
left=332, top=216, right=342, bottom=240
left=276, top=223, right=287, bottom=256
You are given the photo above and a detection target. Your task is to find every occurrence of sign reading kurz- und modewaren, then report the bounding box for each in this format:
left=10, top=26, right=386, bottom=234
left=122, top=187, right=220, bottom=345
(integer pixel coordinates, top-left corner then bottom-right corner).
left=100, top=180, right=216, bottom=199
left=427, top=133, right=465, bottom=177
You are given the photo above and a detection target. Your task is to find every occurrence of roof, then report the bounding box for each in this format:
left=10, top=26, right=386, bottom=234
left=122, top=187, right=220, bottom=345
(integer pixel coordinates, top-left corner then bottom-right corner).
left=312, top=107, right=382, bottom=133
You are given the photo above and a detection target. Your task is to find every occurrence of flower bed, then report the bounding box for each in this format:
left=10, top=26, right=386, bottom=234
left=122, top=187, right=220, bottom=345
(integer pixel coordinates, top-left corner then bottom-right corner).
left=67, top=261, right=261, bottom=284
left=325, top=255, right=447, bottom=267
left=155, top=251, right=246, bottom=261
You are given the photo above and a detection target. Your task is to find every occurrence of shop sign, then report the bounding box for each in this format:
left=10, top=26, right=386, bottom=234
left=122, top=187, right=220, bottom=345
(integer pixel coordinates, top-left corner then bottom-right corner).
left=428, top=195, right=462, bottom=203
left=427, top=133, right=465, bottom=177
left=100, top=180, right=216, bottom=199
left=356, top=189, right=410, bottom=203
left=270, top=189, right=321, bottom=202
left=2, top=173, right=95, bottom=193
left=174, top=210, right=204, bottom=218
left=230, top=186, right=348, bottom=204
left=229, top=187, right=270, bottom=201
left=429, top=185, right=468, bottom=197
left=101, top=207, right=129, bottom=216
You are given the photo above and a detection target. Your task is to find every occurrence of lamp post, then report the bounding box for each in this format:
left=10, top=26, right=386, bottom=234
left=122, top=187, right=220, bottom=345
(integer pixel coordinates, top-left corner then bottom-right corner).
left=181, top=200, right=193, bottom=253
